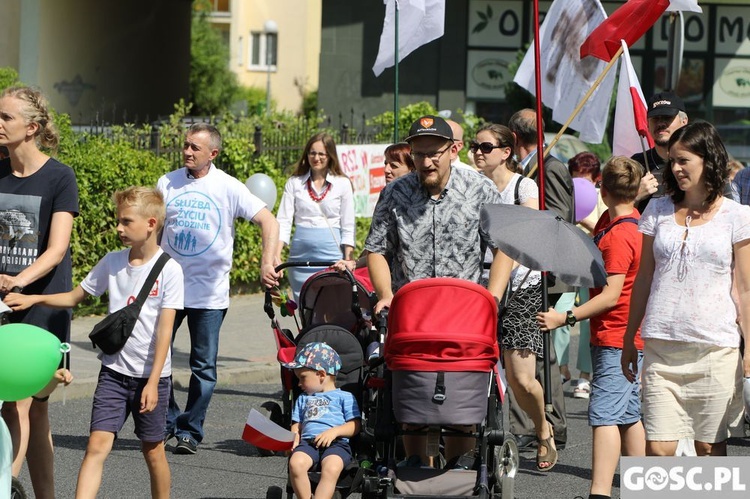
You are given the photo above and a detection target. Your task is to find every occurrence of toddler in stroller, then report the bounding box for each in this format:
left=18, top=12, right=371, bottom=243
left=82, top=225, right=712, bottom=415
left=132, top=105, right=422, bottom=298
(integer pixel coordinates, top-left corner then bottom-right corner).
left=366, top=277, right=517, bottom=499
left=260, top=263, right=378, bottom=499
left=283, top=342, right=362, bottom=499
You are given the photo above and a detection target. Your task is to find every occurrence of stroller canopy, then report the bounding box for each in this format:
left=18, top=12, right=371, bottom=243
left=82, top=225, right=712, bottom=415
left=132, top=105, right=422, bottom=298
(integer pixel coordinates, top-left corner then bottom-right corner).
left=385, top=278, right=499, bottom=372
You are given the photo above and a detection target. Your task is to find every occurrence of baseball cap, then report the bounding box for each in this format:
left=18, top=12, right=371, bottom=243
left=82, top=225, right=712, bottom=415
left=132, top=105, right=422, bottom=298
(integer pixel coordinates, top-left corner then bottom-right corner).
left=405, top=115, right=453, bottom=142
left=647, top=91, right=686, bottom=118
left=281, top=342, right=342, bottom=375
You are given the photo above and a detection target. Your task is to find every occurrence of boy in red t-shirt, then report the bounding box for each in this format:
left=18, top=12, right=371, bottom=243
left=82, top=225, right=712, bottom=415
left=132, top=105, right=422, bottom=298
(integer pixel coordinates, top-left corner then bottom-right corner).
left=537, top=156, right=644, bottom=499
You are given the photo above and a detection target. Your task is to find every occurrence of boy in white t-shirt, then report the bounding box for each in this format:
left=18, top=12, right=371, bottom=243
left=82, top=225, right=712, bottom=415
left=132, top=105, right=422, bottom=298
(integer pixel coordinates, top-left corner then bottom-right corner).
left=5, top=187, right=184, bottom=499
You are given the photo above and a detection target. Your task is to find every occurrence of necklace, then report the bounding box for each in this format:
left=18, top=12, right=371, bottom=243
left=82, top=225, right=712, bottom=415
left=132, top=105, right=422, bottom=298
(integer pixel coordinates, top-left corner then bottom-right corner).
left=307, top=178, right=331, bottom=202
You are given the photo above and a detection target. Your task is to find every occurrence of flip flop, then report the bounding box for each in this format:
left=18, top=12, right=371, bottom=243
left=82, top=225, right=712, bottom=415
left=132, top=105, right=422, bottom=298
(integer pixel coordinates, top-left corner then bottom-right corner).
left=536, top=423, right=558, bottom=472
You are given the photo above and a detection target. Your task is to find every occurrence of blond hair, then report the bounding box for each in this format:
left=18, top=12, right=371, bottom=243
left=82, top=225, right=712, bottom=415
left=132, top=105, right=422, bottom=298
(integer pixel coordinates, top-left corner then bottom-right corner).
left=112, top=187, right=166, bottom=231
left=601, top=156, right=642, bottom=202
left=1, top=86, right=59, bottom=150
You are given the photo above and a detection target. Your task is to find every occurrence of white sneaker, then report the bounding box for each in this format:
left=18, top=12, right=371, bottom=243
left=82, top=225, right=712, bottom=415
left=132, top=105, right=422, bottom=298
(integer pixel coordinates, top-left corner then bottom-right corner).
left=572, top=378, right=590, bottom=399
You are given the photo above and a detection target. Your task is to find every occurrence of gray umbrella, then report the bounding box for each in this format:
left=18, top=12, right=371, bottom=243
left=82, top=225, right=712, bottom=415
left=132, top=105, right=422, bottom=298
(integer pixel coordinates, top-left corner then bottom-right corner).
left=480, top=204, right=607, bottom=288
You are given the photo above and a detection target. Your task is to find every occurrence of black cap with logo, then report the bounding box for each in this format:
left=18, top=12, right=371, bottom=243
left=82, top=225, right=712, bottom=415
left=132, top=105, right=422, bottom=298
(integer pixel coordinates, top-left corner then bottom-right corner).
left=647, top=91, right=687, bottom=118
left=405, top=115, right=453, bottom=142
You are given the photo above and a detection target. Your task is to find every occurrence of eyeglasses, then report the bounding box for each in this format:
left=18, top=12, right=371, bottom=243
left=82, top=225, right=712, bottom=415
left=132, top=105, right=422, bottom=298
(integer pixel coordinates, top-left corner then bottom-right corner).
left=469, top=141, right=506, bottom=154
left=308, top=151, right=328, bottom=159
left=410, top=144, right=452, bottom=162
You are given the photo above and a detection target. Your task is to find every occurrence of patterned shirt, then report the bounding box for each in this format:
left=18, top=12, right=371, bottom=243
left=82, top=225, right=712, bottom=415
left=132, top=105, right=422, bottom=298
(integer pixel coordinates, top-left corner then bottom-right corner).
left=365, top=167, right=502, bottom=292
left=732, top=166, right=750, bottom=205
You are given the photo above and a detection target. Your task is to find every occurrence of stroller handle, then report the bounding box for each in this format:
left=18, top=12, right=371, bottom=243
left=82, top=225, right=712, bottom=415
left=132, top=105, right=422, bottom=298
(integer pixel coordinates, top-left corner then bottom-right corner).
left=264, top=261, right=361, bottom=322
left=274, top=261, right=338, bottom=272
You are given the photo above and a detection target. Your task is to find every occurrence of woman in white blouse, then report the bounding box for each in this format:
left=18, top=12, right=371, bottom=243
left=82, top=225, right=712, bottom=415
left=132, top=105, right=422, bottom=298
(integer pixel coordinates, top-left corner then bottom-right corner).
left=622, top=122, right=750, bottom=456
left=277, top=132, right=355, bottom=301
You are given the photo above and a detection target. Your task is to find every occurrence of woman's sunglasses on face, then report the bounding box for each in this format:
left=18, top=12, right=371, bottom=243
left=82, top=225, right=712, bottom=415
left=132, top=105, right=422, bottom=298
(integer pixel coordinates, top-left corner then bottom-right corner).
left=469, top=141, right=505, bottom=154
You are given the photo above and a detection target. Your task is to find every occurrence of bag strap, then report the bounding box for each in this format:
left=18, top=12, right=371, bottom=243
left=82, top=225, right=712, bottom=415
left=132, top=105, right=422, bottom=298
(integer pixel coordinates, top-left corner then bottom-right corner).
left=513, top=175, right=522, bottom=205
left=132, top=252, right=172, bottom=309
left=593, top=217, right=638, bottom=247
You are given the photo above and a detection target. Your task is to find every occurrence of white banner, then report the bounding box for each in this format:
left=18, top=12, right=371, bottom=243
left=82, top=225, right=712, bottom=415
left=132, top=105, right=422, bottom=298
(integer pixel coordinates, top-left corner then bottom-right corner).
left=336, top=144, right=388, bottom=217
left=513, top=0, right=616, bottom=144
left=372, top=0, right=446, bottom=77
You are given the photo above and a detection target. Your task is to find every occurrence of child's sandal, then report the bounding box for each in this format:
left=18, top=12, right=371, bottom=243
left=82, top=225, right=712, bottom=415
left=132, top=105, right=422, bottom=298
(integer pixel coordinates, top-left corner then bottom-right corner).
left=536, top=423, right=558, bottom=472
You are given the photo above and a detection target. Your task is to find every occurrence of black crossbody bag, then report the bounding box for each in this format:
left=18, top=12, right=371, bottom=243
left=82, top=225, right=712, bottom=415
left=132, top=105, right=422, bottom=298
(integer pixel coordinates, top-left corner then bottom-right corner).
left=89, top=253, right=171, bottom=355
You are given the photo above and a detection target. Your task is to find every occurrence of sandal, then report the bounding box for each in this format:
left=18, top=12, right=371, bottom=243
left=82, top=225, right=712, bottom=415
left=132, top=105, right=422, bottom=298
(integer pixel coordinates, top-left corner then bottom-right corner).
left=536, top=423, right=558, bottom=472
left=573, top=378, right=591, bottom=399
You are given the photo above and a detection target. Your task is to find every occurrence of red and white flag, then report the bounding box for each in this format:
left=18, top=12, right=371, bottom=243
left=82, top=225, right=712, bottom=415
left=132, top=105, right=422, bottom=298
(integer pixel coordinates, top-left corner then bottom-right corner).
left=242, top=408, right=295, bottom=451
left=612, top=40, right=654, bottom=157
left=580, top=0, right=670, bottom=62
left=372, top=0, right=445, bottom=77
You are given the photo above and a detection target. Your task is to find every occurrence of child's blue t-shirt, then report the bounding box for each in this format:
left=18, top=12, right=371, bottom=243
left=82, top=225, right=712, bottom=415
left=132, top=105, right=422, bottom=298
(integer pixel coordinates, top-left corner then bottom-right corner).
left=292, top=389, right=360, bottom=441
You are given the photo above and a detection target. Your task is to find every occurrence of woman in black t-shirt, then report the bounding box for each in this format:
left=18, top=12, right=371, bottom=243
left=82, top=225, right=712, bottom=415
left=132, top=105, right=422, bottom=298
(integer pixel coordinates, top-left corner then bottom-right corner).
left=0, top=86, right=79, bottom=499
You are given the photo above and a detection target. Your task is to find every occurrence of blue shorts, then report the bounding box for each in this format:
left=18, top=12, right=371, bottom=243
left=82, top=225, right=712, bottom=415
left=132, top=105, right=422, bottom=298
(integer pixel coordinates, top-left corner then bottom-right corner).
left=90, top=366, right=171, bottom=443
left=588, top=346, right=643, bottom=427
left=292, top=438, right=353, bottom=469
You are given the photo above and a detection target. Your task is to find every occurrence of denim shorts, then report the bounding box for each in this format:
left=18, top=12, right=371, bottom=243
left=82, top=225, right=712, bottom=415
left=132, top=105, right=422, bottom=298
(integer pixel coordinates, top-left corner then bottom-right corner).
left=292, top=438, right=353, bottom=468
left=90, top=366, right=171, bottom=443
left=588, top=346, right=643, bottom=427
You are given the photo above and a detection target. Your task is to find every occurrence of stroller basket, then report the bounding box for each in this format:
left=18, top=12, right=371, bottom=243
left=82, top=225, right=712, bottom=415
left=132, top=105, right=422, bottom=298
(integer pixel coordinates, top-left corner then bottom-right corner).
left=385, top=278, right=499, bottom=426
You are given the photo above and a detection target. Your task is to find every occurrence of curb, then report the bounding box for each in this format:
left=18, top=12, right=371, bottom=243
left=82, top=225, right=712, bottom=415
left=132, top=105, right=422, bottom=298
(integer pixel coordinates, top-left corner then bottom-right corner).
left=48, top=365, right=280, bottom=403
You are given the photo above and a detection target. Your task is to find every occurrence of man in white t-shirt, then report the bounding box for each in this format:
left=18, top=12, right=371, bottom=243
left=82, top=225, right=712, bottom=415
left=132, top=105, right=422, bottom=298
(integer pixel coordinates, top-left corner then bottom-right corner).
left=158, top=123, right=280, bottom=455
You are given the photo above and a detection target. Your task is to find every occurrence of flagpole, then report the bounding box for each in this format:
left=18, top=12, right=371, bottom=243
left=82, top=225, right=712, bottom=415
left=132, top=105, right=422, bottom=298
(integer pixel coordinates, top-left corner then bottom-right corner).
left=531, top=0, right=554, bottom=414
left=526, top=46, right=624, bottom=180
left=393, top=0, right=400, bottom=143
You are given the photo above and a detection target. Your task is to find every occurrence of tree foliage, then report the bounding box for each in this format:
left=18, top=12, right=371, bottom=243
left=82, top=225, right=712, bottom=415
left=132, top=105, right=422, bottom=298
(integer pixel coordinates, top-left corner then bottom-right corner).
left=189, top=0, right=239, bottom=115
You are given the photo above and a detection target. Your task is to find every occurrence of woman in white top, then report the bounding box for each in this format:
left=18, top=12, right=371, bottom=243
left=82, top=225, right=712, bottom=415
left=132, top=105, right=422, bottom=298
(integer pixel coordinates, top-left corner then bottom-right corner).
left=474, top=123, right=557, bottom=471
left=622, top=122, right=750, bottom=456
left=277, top=132, right=355, bottom=301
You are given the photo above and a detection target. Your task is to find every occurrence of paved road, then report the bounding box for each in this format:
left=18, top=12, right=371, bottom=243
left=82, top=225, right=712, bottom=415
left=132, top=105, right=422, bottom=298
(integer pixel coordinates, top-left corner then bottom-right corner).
left=12, top=292, right=750, bottom=498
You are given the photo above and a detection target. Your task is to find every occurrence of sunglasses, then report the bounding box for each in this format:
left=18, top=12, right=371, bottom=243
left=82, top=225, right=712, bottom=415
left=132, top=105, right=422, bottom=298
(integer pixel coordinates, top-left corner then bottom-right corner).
left=469, top=141, right=506, bottom=154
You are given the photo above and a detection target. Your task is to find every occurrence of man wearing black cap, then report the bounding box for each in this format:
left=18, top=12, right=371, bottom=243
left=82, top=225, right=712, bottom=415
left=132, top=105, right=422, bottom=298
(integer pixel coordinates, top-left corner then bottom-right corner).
left=364, top=115, right=514, bottom=463
left=631, top=91, right=689, bottom=213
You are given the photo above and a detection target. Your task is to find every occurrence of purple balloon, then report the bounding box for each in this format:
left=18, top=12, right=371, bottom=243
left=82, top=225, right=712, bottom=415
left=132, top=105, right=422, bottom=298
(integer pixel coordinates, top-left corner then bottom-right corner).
left=573, top=177, right=598, bottom=223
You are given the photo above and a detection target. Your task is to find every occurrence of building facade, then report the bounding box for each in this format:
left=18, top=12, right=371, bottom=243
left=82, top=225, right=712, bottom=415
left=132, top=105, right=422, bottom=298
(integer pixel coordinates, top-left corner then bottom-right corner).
left=0, top=0, right=191, bottom=125
left=319, top=0, right=750, bottom=133
left=208, top=0, right=322, bottom=113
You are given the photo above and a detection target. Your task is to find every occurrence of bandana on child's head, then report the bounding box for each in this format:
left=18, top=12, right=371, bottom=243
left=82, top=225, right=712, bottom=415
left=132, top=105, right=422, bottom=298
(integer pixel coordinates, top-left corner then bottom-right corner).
left=282, top=342, right=342, bottom=375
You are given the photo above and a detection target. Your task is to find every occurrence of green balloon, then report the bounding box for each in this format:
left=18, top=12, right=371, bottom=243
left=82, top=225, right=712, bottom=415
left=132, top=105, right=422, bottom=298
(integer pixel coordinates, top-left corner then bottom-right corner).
left=0, top=323, right=62, bottom=402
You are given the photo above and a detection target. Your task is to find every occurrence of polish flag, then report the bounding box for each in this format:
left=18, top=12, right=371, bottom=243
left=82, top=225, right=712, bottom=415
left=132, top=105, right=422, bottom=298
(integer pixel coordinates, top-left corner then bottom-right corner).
left=242, top=408, right=295, bottom=451
left=580, top=0, right=670, bottom=62
left=612, top=40, right=654, bottom=157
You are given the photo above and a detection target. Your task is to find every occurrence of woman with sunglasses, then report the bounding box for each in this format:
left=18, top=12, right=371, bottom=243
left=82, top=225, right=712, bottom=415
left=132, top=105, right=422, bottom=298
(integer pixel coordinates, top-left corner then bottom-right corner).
left=277, top=132, right=355, bottom=301
left=622, top=122, right=750, bottom=456
left=473, top=124, right=557, bottom=471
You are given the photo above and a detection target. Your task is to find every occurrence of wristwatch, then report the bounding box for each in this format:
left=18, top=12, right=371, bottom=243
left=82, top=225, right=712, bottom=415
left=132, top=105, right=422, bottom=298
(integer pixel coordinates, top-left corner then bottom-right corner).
left=565, top=310, right=577, bottom=326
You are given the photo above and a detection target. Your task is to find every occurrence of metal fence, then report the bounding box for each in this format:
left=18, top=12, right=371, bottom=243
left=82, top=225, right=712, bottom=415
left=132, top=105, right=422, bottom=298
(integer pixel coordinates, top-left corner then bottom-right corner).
left=72, top=109, right=388, bottom=171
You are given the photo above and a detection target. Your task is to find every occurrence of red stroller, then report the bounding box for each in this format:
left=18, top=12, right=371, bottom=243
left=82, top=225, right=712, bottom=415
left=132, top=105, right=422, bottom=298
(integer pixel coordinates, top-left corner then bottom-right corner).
left=360, top=278, right=518, bottom=499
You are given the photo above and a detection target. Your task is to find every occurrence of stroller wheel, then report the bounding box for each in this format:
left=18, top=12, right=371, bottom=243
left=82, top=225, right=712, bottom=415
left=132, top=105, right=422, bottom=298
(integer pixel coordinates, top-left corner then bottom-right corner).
left=257, top=401, right=284, bottom=457
left=266, top=485, right=283, bottom=499
left=11, top=477, right=27, bottom=499
left=493, top=437, right=519, bottom=499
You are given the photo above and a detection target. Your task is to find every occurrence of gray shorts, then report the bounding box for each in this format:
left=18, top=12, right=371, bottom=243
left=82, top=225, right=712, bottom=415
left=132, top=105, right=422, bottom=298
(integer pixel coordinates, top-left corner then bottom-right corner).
left=90, top=366, right=170, bottom=443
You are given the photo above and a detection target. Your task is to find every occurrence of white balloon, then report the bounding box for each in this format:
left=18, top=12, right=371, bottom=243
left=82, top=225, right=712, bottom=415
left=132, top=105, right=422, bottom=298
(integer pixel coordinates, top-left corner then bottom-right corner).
left=245, top=173, right=277, bottom=210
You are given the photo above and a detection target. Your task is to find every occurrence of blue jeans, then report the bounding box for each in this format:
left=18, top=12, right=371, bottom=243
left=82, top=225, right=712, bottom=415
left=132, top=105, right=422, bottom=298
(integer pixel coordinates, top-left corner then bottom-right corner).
left=166, top=308, right=227, bottom=444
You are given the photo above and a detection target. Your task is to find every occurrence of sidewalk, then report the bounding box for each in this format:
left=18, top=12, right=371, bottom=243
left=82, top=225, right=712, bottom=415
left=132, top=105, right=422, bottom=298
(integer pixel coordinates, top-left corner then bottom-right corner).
left=49, top=292, right=288, bottom=402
